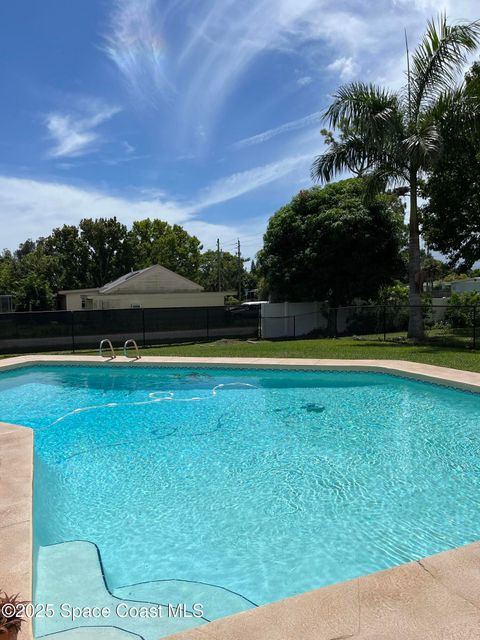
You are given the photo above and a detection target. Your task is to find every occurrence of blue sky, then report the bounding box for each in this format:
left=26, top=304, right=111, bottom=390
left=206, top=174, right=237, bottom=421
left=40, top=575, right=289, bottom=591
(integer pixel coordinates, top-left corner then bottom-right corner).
left=0, top=0, right=476, bottom=259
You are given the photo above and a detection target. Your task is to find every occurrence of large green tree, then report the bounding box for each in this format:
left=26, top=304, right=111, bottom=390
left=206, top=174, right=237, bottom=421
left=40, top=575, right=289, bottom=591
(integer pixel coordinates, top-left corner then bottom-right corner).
left=43, top=224, right=90, bottom=290
left=422, top=61, right=480, bottom=269
left=79, top=217, right=133, bottom=287
left=312, top=15, right=480, bottom=339
left=8, top=242, right=59, bottom=311
left=258, top=179, right=405, bottom=304
left=128, top=219, right=202, bottom=280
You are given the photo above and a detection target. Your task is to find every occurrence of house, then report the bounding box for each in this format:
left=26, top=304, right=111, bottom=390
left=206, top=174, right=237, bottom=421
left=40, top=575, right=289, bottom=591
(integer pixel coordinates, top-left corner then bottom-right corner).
left=58, top=265, right=228, bottom=311
left=450, top=277, right=480, bottom=295
left=429, top=277, right=480, bottom=299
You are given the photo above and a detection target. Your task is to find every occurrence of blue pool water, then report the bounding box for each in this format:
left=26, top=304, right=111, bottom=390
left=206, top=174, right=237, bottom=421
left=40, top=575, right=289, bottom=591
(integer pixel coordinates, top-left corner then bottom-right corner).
left=1, top=364, right=480, bottom=635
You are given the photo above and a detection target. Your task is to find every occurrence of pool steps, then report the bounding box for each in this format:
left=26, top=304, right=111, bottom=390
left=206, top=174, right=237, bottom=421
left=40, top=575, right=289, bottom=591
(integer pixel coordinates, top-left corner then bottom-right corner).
left=35, top=541, right=254, bottom=639
left=36, top=627, right=142, bottom=638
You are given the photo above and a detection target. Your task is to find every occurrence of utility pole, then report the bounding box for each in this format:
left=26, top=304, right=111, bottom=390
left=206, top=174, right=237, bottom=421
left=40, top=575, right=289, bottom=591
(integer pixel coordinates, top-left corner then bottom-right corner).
left=237, top=239, right=242, bottom=302
left=216, top=238, right=222, bottom=292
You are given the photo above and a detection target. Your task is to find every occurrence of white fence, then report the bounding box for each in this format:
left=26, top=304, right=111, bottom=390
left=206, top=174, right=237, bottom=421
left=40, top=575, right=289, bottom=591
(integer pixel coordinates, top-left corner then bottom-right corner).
left=260, top=301, right=328, bottom=339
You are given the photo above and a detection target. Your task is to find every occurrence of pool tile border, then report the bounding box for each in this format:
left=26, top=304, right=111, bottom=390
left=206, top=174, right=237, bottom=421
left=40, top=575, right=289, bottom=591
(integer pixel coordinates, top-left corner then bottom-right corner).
left=1, top=354, right=480, bottom=640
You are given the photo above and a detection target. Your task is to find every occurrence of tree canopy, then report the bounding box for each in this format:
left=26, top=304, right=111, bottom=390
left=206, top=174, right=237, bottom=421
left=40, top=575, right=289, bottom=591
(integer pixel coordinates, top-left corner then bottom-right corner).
left=422, top=61, right=480, bottom=270
left=128, top=219, right=202, bottom=280
left=258, top=179, right=405, bottom=305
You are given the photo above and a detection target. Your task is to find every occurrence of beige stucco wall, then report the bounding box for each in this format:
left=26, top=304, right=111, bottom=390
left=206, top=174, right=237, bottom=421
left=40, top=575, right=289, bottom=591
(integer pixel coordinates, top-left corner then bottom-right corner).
left=63, top=291, right=94, bottom=311
left=64, top=291, right=227, bottom=311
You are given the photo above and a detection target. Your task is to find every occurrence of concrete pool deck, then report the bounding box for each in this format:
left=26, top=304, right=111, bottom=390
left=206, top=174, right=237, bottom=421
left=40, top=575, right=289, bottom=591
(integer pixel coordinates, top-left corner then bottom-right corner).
left=1, top=355, right=480, bottom=639
left=0, top=420, right=33, bottom=639
left=168, top=540, right=480, bottom=640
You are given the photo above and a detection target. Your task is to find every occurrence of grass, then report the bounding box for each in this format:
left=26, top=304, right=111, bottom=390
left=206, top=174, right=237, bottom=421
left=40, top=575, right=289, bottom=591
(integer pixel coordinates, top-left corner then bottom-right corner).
left=40, top=336, right=480, bottom=373
left=3, top=333, right=478, bottom=372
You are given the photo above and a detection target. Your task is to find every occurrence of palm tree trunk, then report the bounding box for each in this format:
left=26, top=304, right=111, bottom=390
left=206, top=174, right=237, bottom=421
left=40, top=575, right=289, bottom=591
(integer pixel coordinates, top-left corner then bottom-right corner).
left=407, top=172, right=424, bottom=340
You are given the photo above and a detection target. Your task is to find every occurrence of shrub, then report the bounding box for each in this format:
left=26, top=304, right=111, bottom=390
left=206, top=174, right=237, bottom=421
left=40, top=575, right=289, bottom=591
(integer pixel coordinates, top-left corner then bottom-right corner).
left=445, top=292, right=480, bottom=328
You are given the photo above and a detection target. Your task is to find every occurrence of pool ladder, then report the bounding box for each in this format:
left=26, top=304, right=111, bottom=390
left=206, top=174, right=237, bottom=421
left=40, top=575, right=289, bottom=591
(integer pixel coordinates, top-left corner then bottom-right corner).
left=123, top=339, right=141, bottom=360
left=99, top=339, right=116, bottom=359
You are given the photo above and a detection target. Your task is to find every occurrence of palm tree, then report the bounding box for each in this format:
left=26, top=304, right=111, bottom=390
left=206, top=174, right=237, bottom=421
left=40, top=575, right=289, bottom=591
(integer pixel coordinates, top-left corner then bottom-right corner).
left=312, top=14, right=480, bottom=340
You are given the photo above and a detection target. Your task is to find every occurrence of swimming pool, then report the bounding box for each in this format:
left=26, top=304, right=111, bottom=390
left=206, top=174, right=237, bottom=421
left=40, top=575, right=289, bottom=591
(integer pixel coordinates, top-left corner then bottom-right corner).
left=1, top=364, right=480, bottom=639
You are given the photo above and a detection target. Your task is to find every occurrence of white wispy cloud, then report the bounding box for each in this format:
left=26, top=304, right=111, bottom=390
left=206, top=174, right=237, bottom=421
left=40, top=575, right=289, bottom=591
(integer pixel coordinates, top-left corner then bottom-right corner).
left=103, top=0, right=368, bottom=144
left=327, top=56, right=359, bottom=81
left=0, top=176, right=189, bottom=233
left=104, top=0, right=171, bottom=105
left=297, top=76, right=312, bottom=86
left=0, top=151, right=310, bottom=252
left=45, top=102, right=121, bottom=158
left=103, top=0, right=480, bottom=151
left=196, top=154, right=312, bottom=208
left=232, top=112, right=321, bottom=149
left=0, top=175, right=223, bottom=252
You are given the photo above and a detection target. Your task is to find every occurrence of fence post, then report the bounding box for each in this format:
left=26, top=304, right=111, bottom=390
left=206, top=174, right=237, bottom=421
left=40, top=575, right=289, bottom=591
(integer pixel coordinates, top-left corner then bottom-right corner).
left=473, top=306, right=477, bottom=351
left=293, top=314, right=296, bottom=338
left=206, top=307, right=210, bottom=339
left=142, top=308, right=146, bottom=347
left=71, top=311, right=75, bottom=353
left=383, top=305, right=386, bottom=341
left=329, top=306, right=339, bottom=338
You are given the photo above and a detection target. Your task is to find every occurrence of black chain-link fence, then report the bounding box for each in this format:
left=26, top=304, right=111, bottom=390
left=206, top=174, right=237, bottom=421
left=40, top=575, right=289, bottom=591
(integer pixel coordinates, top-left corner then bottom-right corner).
left=0, top=303, right=478, bottom=354
left=261, top=304, right=479, bottom=349
left=0, top=305, right=260, bottom=354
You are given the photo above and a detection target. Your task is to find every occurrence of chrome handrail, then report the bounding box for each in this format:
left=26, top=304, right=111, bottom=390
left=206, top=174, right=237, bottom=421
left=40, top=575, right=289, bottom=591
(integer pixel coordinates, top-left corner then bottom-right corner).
left=99, top=339, right=116, bottom=359
left=123, top=339, right=141, bottom=359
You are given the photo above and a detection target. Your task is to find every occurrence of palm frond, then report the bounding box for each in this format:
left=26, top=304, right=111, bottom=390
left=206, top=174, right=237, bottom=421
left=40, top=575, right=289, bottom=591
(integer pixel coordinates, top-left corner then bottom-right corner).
left=363, top=165, right=409, bottom=201
left=311, top=132, right=381, bottom=182
left=422, top=86, right=480, bottom=142
left=324, top=82, right=402, bottom=138
left=402, top=125, right=442, bottom=166
left=312, top=128, right=408, bottom=185
left=410, top=13, right=480, bottom=115
left=311, top=144, right=352, bottom=183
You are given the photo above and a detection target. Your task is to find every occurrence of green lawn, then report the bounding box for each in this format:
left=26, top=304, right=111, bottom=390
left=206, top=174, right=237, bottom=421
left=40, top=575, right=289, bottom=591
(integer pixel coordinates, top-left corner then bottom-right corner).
left=75, top=336, right=480, bottom=373
left=3, top=336, right=479, bottom=372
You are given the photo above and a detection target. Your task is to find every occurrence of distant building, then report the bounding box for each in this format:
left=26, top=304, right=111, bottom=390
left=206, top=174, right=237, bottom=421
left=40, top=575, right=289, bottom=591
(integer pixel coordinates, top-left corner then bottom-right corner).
left=428, top=277, right=480, bottom=300
left=58, top=265, right=228, bottom=311
left=450, top=277, right=480, bottom=295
